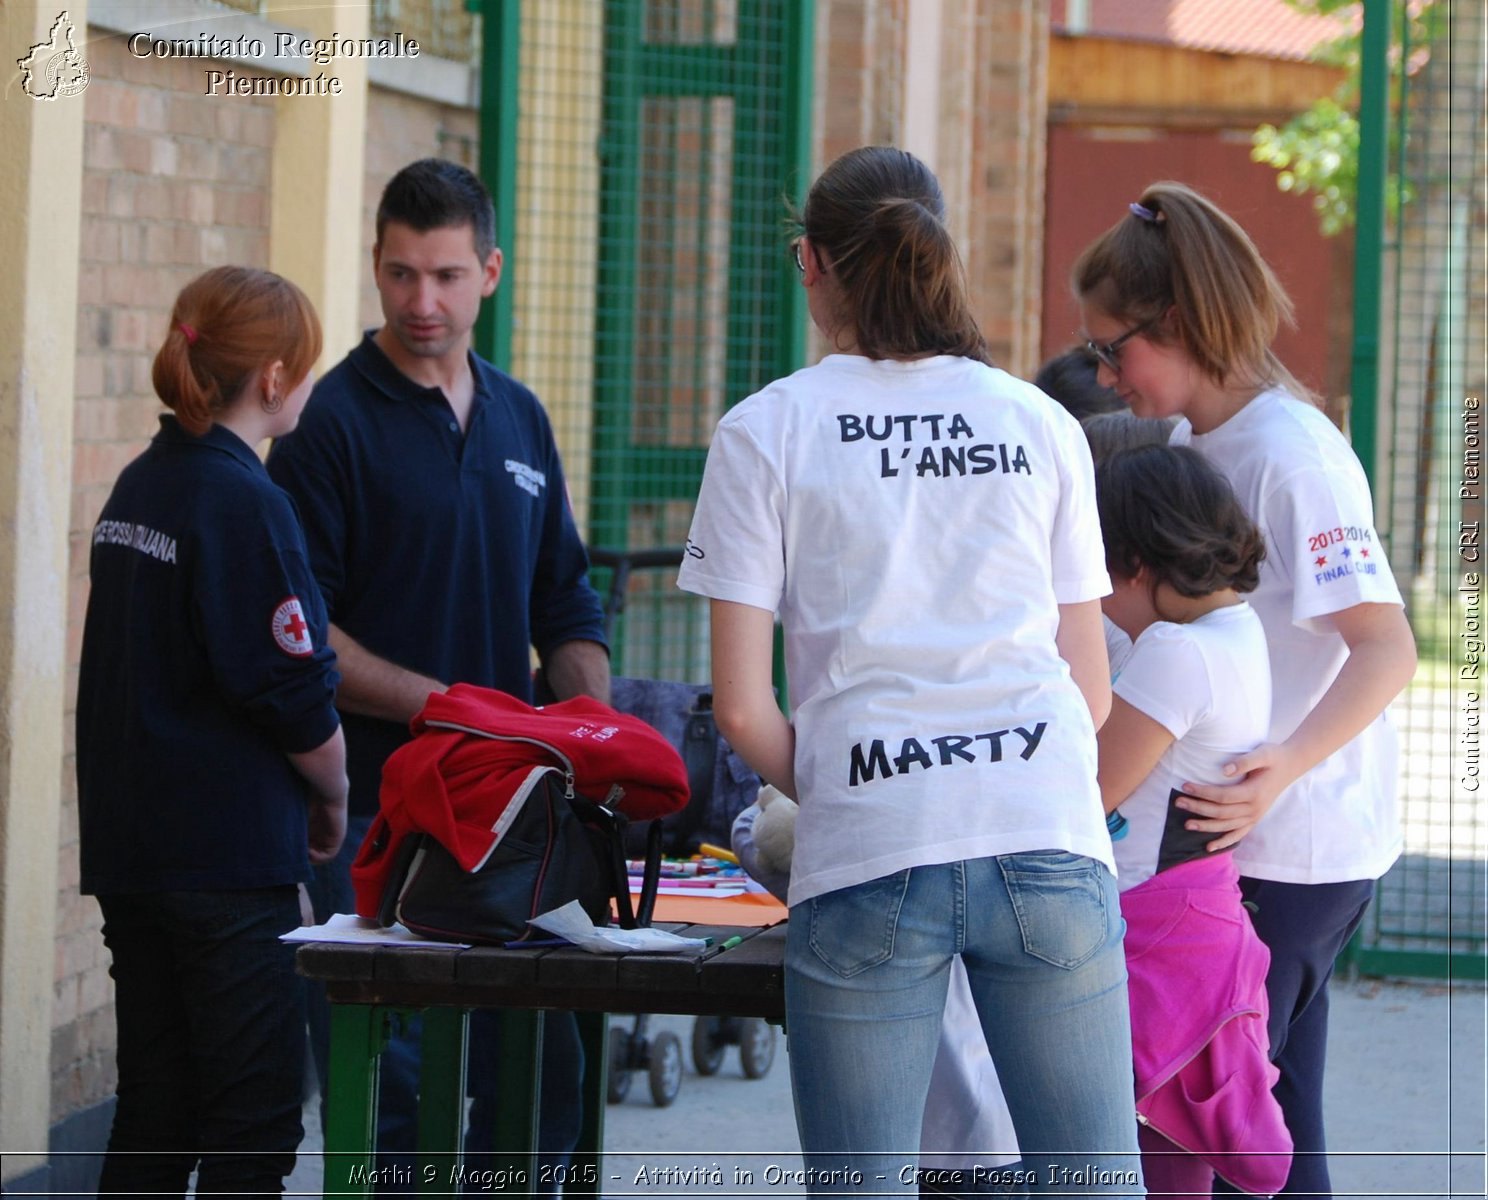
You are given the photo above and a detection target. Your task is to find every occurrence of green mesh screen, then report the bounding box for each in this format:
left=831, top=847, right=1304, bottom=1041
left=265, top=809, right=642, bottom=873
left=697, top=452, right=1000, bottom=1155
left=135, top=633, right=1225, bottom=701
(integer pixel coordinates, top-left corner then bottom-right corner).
left=496, top=0, right=808, bottom=681
left=1358, top=0, right=1487, bottom=978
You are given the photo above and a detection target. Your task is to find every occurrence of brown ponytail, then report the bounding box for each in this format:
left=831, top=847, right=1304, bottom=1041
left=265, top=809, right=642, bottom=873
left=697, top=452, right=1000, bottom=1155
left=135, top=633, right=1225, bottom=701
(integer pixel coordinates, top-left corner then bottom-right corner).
left=801, top=146, right=990, bottom=365
left=151, top=266, right=322, bottom=436
left=1071, top=182, right=1304, bottom=396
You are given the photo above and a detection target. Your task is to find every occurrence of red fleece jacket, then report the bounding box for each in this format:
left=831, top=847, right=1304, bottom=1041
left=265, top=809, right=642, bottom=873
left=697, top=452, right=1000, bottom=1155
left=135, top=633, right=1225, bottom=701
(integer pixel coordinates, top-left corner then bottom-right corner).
left=352, top=684, right=690, bottom=917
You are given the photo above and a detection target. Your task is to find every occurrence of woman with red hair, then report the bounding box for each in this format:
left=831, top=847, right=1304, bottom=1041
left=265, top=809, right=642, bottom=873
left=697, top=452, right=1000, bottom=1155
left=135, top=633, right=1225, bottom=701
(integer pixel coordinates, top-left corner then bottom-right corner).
left=77, top=266, right=348, bottom=1196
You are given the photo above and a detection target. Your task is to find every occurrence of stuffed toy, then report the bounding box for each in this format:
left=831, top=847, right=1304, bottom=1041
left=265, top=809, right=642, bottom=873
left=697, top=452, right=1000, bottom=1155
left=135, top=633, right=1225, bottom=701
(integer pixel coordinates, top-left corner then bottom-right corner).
left=730, top=785, right=797, bottom=902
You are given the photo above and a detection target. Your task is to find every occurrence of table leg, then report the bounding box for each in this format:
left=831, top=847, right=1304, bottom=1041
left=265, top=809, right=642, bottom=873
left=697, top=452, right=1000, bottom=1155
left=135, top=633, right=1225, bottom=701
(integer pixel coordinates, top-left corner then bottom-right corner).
left=323, top=1003, right=389, bottom=1198
left=571, top=1012, right=607, bottom=1199
left=416, top=1006, right=469, bottom=1194
left=490, top=1009, right=542, bottom=1191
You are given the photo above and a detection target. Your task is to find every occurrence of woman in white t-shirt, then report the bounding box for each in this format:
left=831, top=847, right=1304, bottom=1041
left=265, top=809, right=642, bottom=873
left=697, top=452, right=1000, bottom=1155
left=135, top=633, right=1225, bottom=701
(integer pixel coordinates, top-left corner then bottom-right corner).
left=679, top=146, right=1142, bottom=1195
left=1096, top=444, right=1290, bottom=1199
left=1073, top=184, right=1417, bottom=1199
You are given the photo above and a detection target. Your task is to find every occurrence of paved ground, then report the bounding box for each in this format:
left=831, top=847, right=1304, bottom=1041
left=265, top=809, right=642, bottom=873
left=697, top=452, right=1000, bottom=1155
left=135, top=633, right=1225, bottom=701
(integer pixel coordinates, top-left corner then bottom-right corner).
left=284, top=976, right=1486, bottom=1198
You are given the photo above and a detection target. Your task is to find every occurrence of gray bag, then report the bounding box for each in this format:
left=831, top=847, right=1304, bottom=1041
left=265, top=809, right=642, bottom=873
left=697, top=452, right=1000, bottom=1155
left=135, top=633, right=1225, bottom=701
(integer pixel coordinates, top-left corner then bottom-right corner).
left=610, top=676, right=761, bottom=856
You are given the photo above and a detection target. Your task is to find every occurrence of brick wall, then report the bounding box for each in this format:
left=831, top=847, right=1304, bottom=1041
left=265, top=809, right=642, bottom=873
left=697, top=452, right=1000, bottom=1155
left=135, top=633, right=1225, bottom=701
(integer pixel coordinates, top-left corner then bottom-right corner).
left=812, top=0, right=1047, bottom=374
left=358, top=86, right=480, bottom=333
left=58, top=30, right=274, bottom=1121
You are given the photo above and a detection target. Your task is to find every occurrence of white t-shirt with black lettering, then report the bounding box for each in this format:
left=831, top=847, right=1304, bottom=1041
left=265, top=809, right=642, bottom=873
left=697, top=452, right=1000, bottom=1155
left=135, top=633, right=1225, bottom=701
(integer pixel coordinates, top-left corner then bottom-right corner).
left=679, top=354, right=1113, bottom=907
left=1110, top=604, right=1271, bottom=891
left=1172, top=387, right=1405, bottom=883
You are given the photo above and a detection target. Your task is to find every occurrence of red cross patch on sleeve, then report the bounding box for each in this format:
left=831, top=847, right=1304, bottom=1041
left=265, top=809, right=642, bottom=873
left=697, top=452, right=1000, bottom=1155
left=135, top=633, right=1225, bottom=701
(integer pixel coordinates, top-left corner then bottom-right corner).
left=271, top=597, right=314, bottom=657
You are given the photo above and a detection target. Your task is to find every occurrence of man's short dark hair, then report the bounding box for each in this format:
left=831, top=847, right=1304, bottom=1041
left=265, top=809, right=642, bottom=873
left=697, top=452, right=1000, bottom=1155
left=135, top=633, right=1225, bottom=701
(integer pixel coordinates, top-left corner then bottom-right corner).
left=376, top=159, right=496, bottom=262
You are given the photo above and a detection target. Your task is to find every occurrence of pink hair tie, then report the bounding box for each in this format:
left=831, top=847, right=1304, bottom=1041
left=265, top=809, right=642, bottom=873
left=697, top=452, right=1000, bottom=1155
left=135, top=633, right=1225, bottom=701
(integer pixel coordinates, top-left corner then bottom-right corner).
left=177, top=322, right=198, bottom=345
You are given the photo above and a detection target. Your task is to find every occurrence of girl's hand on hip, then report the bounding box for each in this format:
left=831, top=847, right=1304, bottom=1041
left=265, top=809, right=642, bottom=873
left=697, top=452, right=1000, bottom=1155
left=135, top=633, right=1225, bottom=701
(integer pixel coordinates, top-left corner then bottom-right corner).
left=1177, top=742, right=1295, bottom=852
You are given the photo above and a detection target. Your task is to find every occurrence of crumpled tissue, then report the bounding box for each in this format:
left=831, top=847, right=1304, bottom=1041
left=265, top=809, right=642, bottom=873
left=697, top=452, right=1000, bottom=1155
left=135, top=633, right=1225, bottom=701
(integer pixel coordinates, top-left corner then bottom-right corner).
left=528, top=900, right=708, bottom=954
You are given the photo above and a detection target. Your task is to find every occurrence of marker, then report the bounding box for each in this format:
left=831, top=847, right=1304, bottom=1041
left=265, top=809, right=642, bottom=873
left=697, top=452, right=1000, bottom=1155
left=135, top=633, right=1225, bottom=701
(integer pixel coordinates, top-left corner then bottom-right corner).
left=698, top=843, right=740, bottom=865
left=700, top=934, right=744, bottom=961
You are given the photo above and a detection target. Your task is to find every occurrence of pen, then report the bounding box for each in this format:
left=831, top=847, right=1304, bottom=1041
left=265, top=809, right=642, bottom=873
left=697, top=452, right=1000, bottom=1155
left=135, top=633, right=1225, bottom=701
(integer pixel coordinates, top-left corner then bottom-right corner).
left=699, top=934, right=744, bottom=961
left=698, top=843, right=740, bottom=865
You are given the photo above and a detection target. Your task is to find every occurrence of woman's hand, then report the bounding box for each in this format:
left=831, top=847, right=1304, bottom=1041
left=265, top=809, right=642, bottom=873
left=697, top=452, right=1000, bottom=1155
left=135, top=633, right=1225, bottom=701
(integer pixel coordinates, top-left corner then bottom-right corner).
left=1179, top=603, right=1414, bottom=853
left=1177, top=741, right=1299, bottom=852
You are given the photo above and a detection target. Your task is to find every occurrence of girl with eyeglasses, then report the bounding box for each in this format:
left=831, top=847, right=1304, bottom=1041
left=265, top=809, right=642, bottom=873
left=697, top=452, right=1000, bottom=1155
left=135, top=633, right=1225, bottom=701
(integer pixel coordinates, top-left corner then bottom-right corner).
left=1073, top=183, right=1417, bottom=1199
left=680, top=146, right=1142, bottom=1195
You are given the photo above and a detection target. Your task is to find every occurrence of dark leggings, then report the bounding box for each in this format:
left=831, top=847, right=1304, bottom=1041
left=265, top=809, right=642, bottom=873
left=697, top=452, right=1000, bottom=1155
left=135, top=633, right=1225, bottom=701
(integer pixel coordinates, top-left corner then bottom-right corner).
left=1214, top=876, right=1374, bottom=1199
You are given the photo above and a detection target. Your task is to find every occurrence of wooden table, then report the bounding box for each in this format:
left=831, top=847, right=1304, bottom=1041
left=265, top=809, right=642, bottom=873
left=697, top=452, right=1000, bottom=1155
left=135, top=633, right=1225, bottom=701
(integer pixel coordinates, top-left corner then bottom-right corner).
left=297, top=921, right=787, bottom=1198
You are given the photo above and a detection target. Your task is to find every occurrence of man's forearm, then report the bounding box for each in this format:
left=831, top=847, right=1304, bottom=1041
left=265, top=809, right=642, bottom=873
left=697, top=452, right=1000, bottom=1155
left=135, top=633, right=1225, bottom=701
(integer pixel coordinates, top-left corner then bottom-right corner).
left=543, top=638, right=611, bottom=704
left=328, top=624, right=447, bottom=724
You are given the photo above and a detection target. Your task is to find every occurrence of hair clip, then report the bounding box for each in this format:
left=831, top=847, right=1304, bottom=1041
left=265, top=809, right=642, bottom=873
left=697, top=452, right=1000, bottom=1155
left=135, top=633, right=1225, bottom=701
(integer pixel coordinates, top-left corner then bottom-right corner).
left=177, top=322, right=198, bottom=345
left=1129, top=202, right=1159, bottom=223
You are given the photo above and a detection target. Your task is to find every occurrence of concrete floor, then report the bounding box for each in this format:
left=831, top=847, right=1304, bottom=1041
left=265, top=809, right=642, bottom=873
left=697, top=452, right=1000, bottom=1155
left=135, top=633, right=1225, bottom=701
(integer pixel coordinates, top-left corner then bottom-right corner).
left=283, top=976, right=1487, bottom=1198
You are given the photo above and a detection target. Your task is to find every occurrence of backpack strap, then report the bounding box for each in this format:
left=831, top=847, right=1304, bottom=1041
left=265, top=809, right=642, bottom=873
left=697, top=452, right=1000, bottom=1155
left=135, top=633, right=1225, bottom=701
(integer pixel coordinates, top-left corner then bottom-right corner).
left=664, top=695, right=718, bottom=854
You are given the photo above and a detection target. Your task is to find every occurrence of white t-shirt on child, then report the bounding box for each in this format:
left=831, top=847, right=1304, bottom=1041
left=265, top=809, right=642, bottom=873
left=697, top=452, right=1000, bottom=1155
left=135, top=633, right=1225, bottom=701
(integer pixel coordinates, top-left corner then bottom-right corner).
left=679, top=354, right=1114, bottom=907
left=1173, top=388, right=1405, bottom=883
left=1111, top=603, right=1271, bottom=890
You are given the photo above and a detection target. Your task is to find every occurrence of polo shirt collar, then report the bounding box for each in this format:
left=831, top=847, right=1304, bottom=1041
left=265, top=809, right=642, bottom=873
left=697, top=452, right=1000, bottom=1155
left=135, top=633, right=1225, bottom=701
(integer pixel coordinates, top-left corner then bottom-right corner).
left=348, top=331, right=490, bottom=406
left=154, top=414, right=267, bottom=473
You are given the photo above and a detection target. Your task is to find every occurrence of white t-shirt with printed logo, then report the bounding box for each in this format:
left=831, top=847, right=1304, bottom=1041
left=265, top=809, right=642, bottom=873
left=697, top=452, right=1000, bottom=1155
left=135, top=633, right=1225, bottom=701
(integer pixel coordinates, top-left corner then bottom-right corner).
left=1172, top=387, right=1405, bottom=883
left=678, top=354, right=1114, bottom=907
left=1111, top=604, right=1272, bottom=891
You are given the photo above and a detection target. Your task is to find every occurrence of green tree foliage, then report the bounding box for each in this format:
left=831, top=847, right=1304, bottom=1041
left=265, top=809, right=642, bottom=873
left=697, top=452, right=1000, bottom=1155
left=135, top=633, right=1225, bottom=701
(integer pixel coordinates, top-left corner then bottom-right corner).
left=1251, top=0, right=1435, bottom=236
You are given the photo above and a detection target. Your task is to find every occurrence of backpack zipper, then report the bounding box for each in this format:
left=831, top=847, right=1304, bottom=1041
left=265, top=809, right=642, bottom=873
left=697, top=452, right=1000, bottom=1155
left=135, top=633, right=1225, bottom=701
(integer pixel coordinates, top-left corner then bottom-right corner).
left=422, top=720, right=577, bottom=798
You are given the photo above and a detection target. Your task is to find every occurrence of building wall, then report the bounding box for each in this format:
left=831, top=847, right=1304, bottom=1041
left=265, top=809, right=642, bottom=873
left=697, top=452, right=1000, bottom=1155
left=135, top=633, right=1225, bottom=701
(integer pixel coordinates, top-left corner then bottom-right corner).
left=58, top=30, right=276, bottom=1122
left=43, top=0, right=1052, bottom=1147
left=1042, top=122, right=1346, bottom=401
left=54, top=30, right=473, bottom=1134
left=357, top=87, right=479, bottom=334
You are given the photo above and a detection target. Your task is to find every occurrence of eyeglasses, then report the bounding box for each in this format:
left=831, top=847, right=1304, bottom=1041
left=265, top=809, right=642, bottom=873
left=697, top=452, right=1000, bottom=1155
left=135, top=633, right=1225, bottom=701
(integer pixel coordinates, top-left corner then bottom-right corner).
left=790, top=239, right=806, bottom=273
left=1085, top=316, right=1157, bottom=373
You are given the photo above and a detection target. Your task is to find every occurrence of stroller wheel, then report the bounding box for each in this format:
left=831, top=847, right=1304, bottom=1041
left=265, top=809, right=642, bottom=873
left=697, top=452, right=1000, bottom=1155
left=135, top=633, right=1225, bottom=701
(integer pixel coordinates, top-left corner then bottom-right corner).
left=606, top=1025, right=633, bottom=1103
left=739, top=1018, right=776, bottom=1079
left=691, top=1016, right=726, bottom=1075
left=648, top=1031, right=684, bottom=1107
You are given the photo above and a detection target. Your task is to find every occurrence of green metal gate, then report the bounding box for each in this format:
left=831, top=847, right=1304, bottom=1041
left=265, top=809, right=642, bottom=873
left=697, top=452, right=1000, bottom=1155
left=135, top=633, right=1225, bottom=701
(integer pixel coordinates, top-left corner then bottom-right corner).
left=474, top=0, right=812, bottom=681
left=1351, top=0, right=1487, bottom=979
left=590, top=0, right=812, bottom=677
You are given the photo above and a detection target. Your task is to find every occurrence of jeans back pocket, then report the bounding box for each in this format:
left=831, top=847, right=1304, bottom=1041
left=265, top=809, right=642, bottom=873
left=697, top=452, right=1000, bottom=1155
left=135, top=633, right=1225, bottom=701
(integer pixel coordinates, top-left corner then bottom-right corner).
left=807, top=870, right=912, bottom=978
left=998, top=850, right=1112, bottom=970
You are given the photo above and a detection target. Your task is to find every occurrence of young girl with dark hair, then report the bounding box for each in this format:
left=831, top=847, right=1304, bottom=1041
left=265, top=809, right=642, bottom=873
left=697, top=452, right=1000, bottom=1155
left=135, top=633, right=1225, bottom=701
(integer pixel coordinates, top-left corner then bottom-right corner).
left=680, top=146, right=1142, bottom=1195
left=77, top=266, right=348, bottom=1197
left=1096, top=444, right=1290, bottom=1199
left=1074, top=184, right=1417, bottom=1199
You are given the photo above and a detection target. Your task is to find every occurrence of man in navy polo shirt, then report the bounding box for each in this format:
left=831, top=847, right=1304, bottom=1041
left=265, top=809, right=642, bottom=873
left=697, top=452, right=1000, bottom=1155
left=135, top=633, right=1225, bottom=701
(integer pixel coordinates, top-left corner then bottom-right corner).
left=268, top=158, right=609, bottom=1194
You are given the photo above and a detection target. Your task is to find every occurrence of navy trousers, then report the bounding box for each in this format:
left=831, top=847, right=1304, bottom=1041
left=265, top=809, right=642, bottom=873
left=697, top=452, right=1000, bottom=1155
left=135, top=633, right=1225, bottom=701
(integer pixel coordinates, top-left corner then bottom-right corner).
left=96, top=887, right=305, bottom=1197
left=1215, top=876, right=1375, bottom=1200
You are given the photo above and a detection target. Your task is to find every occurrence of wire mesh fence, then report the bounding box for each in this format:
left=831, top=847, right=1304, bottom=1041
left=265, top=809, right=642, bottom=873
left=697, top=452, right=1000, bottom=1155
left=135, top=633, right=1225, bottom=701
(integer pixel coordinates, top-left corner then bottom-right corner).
left=500, top=0, right=807, bottom=681
left=1361, top=0, right=1487, bottom=977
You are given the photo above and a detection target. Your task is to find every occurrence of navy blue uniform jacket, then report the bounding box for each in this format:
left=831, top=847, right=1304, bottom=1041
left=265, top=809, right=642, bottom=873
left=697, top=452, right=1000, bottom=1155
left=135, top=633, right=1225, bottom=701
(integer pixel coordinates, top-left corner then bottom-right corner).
left=77, top=417, right=341, bottom=894
left=266, top=334, right=607, bottom=817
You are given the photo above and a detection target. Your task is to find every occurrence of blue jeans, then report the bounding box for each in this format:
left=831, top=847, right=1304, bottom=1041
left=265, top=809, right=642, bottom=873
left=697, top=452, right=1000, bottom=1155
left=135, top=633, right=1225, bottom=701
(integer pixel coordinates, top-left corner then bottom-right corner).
left=96, top=887, right=305, bottom=1197
left=786, top=854, right=1144, bottom=1196
left=305, top=815, right=582, bottom=1197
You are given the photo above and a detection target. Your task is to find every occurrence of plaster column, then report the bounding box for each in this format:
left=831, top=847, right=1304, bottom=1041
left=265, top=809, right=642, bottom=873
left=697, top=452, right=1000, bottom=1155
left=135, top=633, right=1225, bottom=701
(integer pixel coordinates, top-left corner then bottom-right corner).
left=0, top=1, right=87, bottom=1180
left=265, top=0, right=370, bottom=363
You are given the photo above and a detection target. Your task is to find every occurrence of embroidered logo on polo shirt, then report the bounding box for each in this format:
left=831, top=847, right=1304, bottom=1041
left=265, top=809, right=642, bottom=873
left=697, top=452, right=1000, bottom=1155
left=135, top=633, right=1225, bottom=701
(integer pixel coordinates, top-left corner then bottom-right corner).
left=271, top=597, right=314, bottom=657
left=505, top=459, right=547, bottom=497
